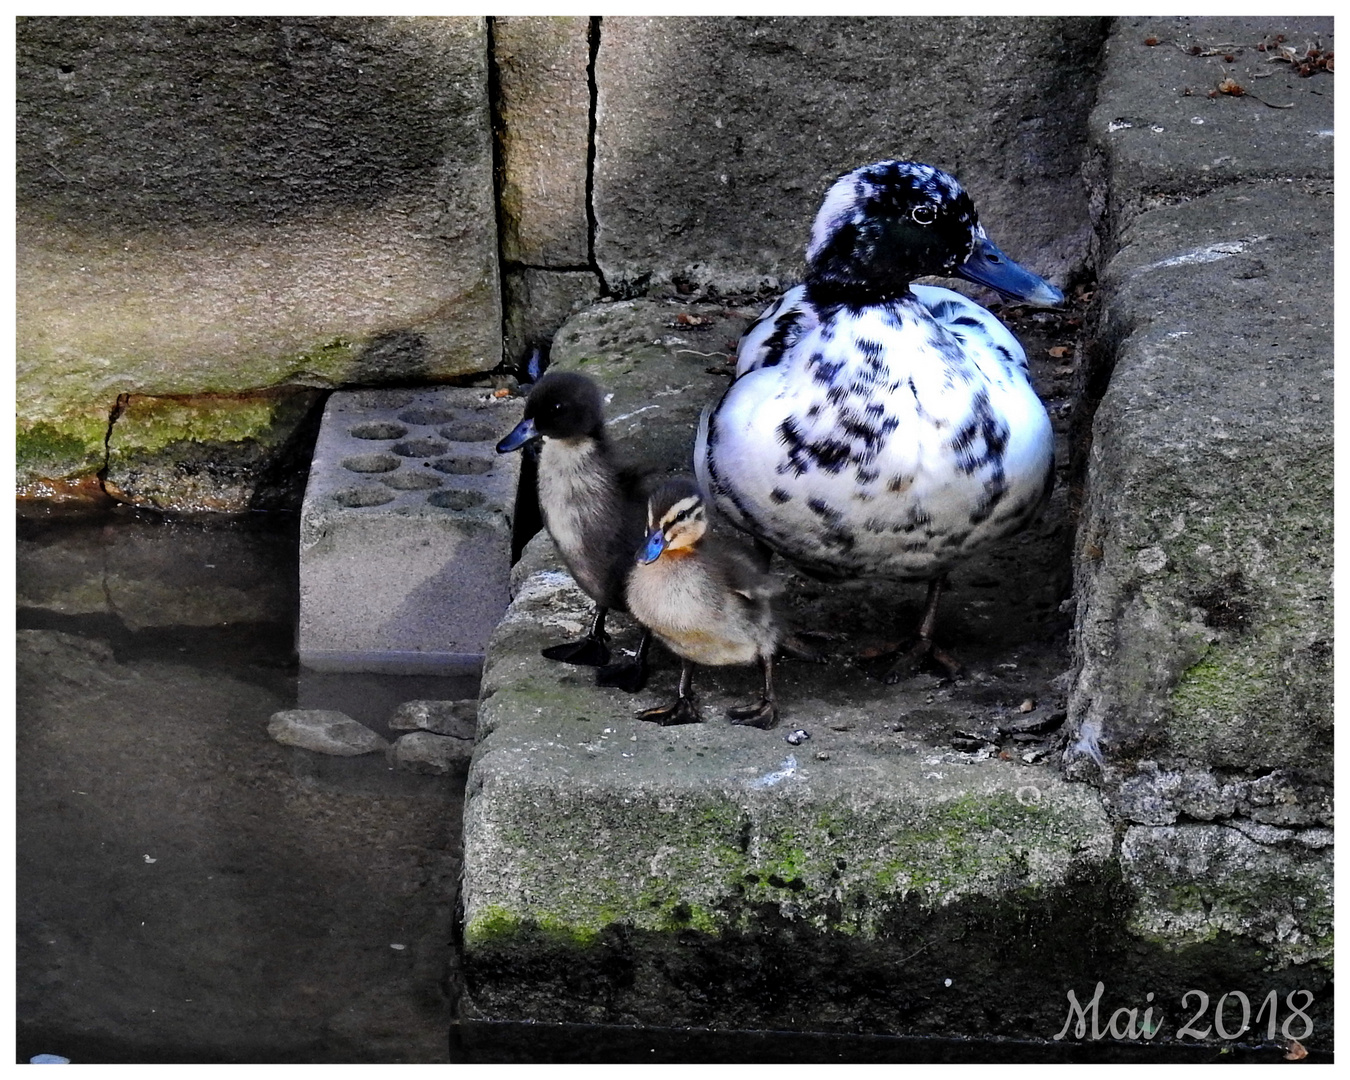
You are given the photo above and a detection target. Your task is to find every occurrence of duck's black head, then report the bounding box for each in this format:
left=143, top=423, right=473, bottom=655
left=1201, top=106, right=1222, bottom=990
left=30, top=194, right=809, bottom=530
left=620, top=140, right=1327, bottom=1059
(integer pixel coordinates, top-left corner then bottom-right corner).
left=804, top=160, right=1063, bottom=308
left=496, top=371, right=606, bottom=453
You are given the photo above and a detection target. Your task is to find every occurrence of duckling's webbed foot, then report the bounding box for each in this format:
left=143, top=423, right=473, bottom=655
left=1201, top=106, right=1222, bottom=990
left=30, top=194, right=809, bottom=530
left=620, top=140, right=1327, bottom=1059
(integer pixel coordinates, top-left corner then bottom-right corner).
left=636, top=658, right=701, bottom=724
left=595, top=630, right=652, bottom=693
left=638, top=696, right=703, bottom=726
left=541, top=635, right=611, bottom=667
left=728, top=654, right=780, bottom=728
left=727, top=698, right=779, bottom=729
left=541, top=606, right=612, bottom=667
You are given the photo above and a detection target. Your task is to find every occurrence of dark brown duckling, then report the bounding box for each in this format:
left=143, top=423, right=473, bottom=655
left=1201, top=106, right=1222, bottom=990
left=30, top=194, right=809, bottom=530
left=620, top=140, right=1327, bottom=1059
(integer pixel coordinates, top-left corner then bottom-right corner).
left=496, top=371, right=651, bottom=691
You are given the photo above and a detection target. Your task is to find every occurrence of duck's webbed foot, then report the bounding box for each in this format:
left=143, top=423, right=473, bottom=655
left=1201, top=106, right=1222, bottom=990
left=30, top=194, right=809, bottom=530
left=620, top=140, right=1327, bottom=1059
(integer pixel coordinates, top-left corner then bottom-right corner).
left=880, top=576, right=964, bottom=684
left=595, top=630, right=652, bottom=693
left=881, top=639, right=965, bottom=684
left=727, top=698, right=779, bottom=729
left=541, top=606, right=612, bottom=667
left=637, top=696, right=702, bottom=726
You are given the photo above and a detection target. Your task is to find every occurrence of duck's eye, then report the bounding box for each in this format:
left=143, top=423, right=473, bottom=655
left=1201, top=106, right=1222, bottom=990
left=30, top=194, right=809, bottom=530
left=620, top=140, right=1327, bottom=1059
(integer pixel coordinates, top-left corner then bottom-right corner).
left=911, top=204, right=938, bottom=226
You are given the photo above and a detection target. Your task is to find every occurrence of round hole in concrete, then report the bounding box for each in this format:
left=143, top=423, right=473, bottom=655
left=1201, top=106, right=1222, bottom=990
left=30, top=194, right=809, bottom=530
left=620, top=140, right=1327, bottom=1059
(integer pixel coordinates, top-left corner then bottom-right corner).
left=430, top=454, right=494, bottom=475
left=427, top=489, right=486, bottom=511
left=392, top=438, right=449, bottom=458
left=341, top=453, right=400, bottom=473
left=439, top=420, right=498, bottom=442
left=397, top=406, right=456, bottom=426
left=334, top=487, right=396, bottom=508
left=349, top=421, right=408, bottom=440
left=382, top=470, right=442, bottom=491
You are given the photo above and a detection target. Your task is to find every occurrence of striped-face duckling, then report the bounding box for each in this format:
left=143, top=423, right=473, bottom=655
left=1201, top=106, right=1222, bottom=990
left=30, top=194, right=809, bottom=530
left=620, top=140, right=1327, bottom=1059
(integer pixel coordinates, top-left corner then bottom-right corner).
left=626, top=478, right=781, bottom=729
left=496, top=370, right=650, bottom=691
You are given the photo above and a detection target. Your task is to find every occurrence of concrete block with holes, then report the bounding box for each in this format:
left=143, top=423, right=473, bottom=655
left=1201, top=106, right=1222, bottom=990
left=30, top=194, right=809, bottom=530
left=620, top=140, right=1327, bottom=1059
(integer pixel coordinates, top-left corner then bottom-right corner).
left=298, top=387, right=523, bottom=674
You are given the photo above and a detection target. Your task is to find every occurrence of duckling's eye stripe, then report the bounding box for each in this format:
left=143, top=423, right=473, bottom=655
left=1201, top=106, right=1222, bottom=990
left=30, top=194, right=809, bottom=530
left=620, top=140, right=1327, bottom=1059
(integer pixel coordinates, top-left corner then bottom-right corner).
left=660, top=496, right=704, bottom=529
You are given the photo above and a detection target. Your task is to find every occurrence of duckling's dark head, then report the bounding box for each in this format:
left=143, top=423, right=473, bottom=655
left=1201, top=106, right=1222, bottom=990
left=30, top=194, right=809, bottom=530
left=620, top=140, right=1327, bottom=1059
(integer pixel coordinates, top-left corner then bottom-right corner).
left=639, top=477, right=707, bottom=564
left=804, top=160, right=1063, bottom=308
left=496, top=371, right=606, bottom=453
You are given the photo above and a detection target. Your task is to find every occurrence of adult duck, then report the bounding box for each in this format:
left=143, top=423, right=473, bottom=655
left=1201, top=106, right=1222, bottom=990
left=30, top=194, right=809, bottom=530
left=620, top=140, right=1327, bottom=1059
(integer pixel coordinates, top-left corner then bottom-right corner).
left=696, top=160, right=1062, bottom=679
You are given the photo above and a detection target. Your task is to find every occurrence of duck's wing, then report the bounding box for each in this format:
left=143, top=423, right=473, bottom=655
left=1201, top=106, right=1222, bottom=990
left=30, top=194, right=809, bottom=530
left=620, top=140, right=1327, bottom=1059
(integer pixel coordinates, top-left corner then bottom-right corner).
left=910, top=284, right=1029, bottom=374
left=734, top=284, right=819, bottom=377
left=704, top=537, right=783, bottom=601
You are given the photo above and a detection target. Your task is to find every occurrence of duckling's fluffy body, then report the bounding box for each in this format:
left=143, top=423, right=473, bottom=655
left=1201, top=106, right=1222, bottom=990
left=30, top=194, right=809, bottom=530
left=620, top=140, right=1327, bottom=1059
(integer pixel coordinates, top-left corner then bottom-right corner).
left=535, top=435, right=640, bottom=609
left=626, top=537, right=780, bottom=668
left=627, top=477, right=782, bottom=727
left=496, top=370, right=651, bottom=687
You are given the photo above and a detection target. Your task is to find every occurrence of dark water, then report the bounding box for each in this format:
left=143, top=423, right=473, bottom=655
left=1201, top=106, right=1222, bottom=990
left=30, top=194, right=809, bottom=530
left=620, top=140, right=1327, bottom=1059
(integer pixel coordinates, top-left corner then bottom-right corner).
left=13, top=506, right=1328, bottom=1064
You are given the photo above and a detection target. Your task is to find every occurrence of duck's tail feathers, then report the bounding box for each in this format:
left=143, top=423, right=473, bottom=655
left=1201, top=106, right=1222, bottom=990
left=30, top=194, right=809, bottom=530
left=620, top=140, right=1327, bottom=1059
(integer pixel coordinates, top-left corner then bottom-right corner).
left=693, top=405, right=713, bottom=500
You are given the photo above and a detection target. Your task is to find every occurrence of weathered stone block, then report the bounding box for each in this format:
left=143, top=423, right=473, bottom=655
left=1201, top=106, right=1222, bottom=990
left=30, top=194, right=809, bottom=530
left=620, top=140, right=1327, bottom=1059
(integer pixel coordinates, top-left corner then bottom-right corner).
left=103, top=388, right=323, bottom=512
left=502, top=267, right=602, bottom=367
left=462, top=534, right=1117, bottom=1036
left=298, top=388, right=522, bottom=674
left=593, top=16, right=1107, bottom=296
left=545, top=297, right=754, bottom=474
left=1088, top=17, right=1334, bottom=235
left=1121, top=824, right=1332, bottom=970
left=16, top=16, right=500, bottom=493
left=1069, top=186, right=1332, bottom=787
left=494, top=16, right=593, bottom=267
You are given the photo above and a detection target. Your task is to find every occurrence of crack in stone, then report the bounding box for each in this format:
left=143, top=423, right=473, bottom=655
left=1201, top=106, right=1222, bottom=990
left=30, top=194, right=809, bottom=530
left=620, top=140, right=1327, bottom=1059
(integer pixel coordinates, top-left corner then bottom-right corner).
left=586, top=16, right=607, bottom=295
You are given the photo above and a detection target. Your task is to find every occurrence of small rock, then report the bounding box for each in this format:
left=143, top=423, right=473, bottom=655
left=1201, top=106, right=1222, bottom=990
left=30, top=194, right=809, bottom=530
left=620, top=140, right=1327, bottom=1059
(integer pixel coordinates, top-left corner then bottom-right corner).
left=267, top=709, right=389, bottom=756
left=387, top=731, right=472, bottom=774
left=1001, top=709, right=1067, bottom=737
left=388, top=698, right=477, bottom=739
left=785, top=729, right=810, bottom=745
left=951, top=725, right=1000, bottom=751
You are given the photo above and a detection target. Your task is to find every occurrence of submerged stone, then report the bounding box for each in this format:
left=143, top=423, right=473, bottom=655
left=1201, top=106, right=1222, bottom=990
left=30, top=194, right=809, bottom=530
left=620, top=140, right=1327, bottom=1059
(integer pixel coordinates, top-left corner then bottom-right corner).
left=387, top=731, right=472, bottom=774
left=389, top=699, right=478, bottom=739
left=267, top=709, right=389, bottom=757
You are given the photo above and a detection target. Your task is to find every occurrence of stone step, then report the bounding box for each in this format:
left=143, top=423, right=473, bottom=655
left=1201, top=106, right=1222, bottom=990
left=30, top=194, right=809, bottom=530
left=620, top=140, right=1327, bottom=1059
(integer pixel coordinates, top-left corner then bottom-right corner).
left=298, top=387, right=523, bottom=674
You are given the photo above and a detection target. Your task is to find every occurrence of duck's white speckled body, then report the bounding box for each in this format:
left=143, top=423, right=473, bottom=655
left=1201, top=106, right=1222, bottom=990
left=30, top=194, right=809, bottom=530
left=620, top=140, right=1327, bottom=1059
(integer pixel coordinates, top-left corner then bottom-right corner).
left=694, top=160, right=1063, bottom=677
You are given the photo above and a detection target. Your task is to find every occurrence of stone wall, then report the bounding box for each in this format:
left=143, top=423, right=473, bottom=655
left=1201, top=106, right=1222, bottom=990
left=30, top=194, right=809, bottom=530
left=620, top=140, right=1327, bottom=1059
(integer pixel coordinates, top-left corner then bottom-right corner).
left=17, top=15, right=499, bottom=506
left=17, top=15, right=1106, bottom=509
left=1067, top=15, right=1333, bottom=975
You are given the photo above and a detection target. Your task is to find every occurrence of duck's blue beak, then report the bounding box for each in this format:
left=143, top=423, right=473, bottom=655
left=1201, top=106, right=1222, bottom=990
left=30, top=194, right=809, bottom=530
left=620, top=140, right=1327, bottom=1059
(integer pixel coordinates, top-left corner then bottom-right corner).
left=639, top=528, right=666, bottom=565
left=956, top=233, right=1064, bottom=308
left=496, top=417, right=538, bottom=454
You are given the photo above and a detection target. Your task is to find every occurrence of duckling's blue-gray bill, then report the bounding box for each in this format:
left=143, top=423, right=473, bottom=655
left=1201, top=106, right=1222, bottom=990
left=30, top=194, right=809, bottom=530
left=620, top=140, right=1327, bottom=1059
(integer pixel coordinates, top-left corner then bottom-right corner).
left=956, top=233, right=1064, bottom=308
left=496, top=416, right=539, bottom=453
left=639, top=529, right=666, bottom=565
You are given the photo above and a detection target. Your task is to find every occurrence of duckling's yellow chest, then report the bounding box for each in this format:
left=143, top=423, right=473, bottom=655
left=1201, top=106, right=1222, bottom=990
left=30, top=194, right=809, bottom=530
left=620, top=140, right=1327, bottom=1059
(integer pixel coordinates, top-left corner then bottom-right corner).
left=626, top=555, right=763, bottom=668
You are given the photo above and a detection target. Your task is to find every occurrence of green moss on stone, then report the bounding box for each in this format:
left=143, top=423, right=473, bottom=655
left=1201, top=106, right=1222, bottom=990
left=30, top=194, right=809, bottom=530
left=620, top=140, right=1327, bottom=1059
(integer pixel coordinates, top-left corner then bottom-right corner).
left=110, top=395, right=293, bottom=456
left=16, top=417, right=110, bottom=481
left=464, top=903, right=523, bottom=946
